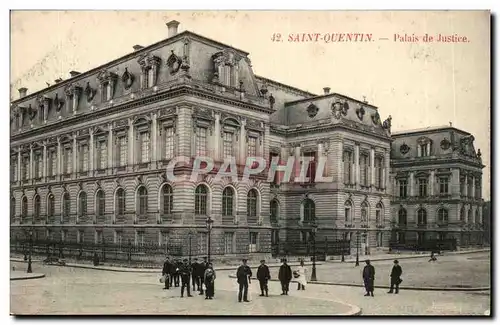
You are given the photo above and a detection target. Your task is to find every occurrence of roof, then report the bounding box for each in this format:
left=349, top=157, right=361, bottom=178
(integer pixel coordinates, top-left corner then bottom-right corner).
left=284, top=92, right=378, bottom=109
left=254, top=75, right=317, bottom=98
left=391, top=125, right=472, bottom=137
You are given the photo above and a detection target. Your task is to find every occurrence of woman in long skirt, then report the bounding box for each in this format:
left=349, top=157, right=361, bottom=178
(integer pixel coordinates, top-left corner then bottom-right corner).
left=295, top=260, right=308, bottom=290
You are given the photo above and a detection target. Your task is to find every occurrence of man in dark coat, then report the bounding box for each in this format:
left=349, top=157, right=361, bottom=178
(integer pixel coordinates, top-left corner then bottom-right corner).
left=256, top=259, right=271, bottom=297
left=179, top=258, right=193, bottom=298
left=162, top=256, right=173, bottom=290
left=198, top=257, right=208, bottom=295
left=191, top=258, right=199, bottom=291
left=362, top=259, right=375, bottom=297
left=236, top=259, right=252, bottom=302
left=278, top=258, right=292, bottom=295
left=388, top=259, right=403, bottom=294
left=173, top=258, right=182, bottom=287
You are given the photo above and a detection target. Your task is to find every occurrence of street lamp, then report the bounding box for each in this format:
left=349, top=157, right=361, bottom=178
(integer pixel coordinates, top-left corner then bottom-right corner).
left=206, top=217, right=214, bottom=263
left=355, top=231, right=360, bottom=267
left=27, top=228, right=33, bottom=273
left=310, top=221, right=318, bottom=281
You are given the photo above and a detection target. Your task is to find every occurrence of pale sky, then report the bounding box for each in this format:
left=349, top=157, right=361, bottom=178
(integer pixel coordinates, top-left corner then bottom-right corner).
left=10, top=10, right=491, bottom=199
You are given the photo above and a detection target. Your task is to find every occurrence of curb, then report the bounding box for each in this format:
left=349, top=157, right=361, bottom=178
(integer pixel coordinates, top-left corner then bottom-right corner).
left=227, top=275, right=490, bottom=292
left=10, top=273, right=46, bottom=281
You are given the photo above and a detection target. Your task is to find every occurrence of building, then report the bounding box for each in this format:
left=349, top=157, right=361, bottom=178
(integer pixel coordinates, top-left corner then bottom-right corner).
left=9, top=21, right=483, bottom=261
left=390, top=126, right=485, bottom=248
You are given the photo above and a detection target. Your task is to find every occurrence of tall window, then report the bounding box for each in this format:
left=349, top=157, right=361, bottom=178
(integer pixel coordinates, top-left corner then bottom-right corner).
left=97, top=140, right=107, bottom=169
left=34, top=153, right=42, bottom=178
left=360, top=154, right=369, bottom=186
left=475, top=180, right=481, bottom=199
left=269, top=152, right=279, bottom=185
left=439, top=177, right=449, bottom=194
left=62, top=192, right=71, bottom=217
left=223, top=132, right=233, bottom=158
left=117, top=136, right=128, bottom=166
left=376, top=232, right=383, bottom=247
left=49, top=150, right=57, bottom=176
left=78, top=192, right=87, bottom=216
left=80, top=144, right=89, bottom=172
left=247, top=136, right=257, bottom=157
left=476, top=208, right=481, bottom=224
left=399, top=179, right=408, bottom=198
left=10, top=197, right=15, bottom=222
left=247, top=189, right=258, bottom=217
left=136, top=231, right=145, bottom=247
left=417, top=209, right=427, bottom=225
left=140, top=132, right=150, bottom=163
left=162, top=184, right=173, bottom=215
left=460, top=177, right=466, bottom=196
left=222, top=187, right=234, bottom=216
left=304, top=151, right=316, bottom=183
left=460, top=206, right=465, bottom=222
left=77, top=230, right=84, bottom=244
left=467, top=208, right=473, bottom=224
left=375, top=203, right=382, bottom=225
left=47, top=194, right=55, bottom=218
left=398, top=208, right=407, bottom=226
left=137, top=186, right=148, bottom=215
left=374, top=157, right=383, bottom=188
left=33, top=195, right=41, bottom=220
left=303, top=199, right=315, bottom=223
left=195, top=185, right=208, bottom=215
left=10, top=158, right=17, bottom=182
left=195, top=127, right=207, bottom=156
left=164, top=127, right=174, bottom=159
left=343, top=150, right=353, bottom=184
left=468, top=177, right=474, bottom=198
left=360, top=202, right=368, bottom=223
left=419, top=144, right=429, bottom=157
left=95, top=230, right=103, bottom=244
left=115, top=230, right=123, bottom=246
left=21, top=196, right=28, bottom=220
left=115, top=188, right=125, bottom=215
left=64, top=148, right=72, bottom=174
left=224, top=232, right=234, bottom=254
left=96, top=190, right=105, bottom=217
left=22, top=157, right=29, bottom=180
left=418, top=178, right=428, bottom=197
left=198, top=232, right=207, bottom=254
left=249, top=232, right=258, bottom=253
left=437, top=208, right=448, bottom=225
left=344, top=200, right=352, bottom=223
left=270, top=199, right=279, bottom=224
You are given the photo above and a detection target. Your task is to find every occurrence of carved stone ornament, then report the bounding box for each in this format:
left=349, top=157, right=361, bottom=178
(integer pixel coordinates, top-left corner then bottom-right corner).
left=166, top=50, right=182, bottom=75
left=371, top=112, right=381, bottom=125
left=400, top=143, right=410, bottom=155
left=440, top=138, right=451, bottom=150
left=331, top=101, right=342, bottom=119
left=260, top=83, right=268, bottom=96
left=306, top=103, right=319, bottom=118
left=477, top=149, right=482, bottom=160
left=53, top=93, right=64, bottom=112
left=84, top=82, right=97, bottom=102
left=382, top=115, right=392, bottom=132
left=28, top=104, right=36, bottom=121
left=268, top=94, right=275, bottom=109
left=121, top=68, right=134, bottom=90
left=356, top=104, right=365, bottom=120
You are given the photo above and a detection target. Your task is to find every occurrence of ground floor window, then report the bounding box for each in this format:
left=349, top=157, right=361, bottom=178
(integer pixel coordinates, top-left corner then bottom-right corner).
left=376, top=232, right=383, bottom=247
left=198, top=232, right=207, bottom=255
left=224, top=232, right=234, bottom=254
left=249, top=232, right=258, bottom=253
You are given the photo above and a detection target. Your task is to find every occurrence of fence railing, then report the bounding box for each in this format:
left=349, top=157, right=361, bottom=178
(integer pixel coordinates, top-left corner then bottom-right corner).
left=272, top=239, right=351, bottom=259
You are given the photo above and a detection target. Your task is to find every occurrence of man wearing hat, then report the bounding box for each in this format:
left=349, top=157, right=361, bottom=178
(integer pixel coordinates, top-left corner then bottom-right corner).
left=179, top=258, right=193, bottom=298
left=362, top=259, right=375, bottom=297
left=236, top=259, right=253, bottom=302
left=162, top=256, right=173, bottom=290
left=388, top=259, right=403, bottom=294
left=278, top=258, right=292, bottom=295
left=256, top=259, right=271, bottom=297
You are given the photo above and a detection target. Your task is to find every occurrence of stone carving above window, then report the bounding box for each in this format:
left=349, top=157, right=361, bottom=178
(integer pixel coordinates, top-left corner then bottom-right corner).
left=166, top=50, right=182, bottom=75
left=84, top=82, right=97, bottom=103
left=417, top=136, right=432, bottom=145
left=440, top=138, right=451, bottom=150
left=331, top=99, right=349, bottom=119
left=356, top=104, right=365, bottom=120
left=121, top=68, right=134, bottom=90
left=382, top=115, right=392, bottom=133
left=53, top=93, right=64, bottom=113
left=306, top=103, right=319, bottom=118
left=64, top=83, right=82, bottom=113
left=400, top=143, right=410, bottom=155
left=371, top=112, right=381, bottom=125
left=137, top=53, right=161, bottom=88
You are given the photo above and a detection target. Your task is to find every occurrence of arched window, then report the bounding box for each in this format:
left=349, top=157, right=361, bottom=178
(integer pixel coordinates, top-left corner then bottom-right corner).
left=460, top=206, right=465, bottom=222
left=33, top=195, right=41, bottom=219
left=467, top=208, right=473, bottom=224
left=361, top=202, right=368, bottom=223
left=344, top=200, right=353, bottom=223
left=417, top=208, right=427, bottom=225
left=247, top=189, right=258, bottom=217
left=62, top=192, right=71, bottom=216
left=162, top=184, right=173, bottom=215
left=21, top=196, right=28, bottom=220
left=398, top=208, right=407, bottom=226
left=96, top=190, right=105, bottom=216
left=10, top=197, right=15, bottom=222
left=222, top=187, right=234, bottom=216
left=78, top=192, right=87, bottom=216
left=137, top=186, right=148, bottom=215
left=270, top=199, right=279, bottom=224
left=375, top=203, right=383, bottom=225
left=47, top=194, right=55, bottom=218
left=303, top=199, right=315, bottom=223
left=115, top=188, right=125, bottom=215
left=195, top=185, right=208, bottom=215
left=437, top=208, right=449, bottom=225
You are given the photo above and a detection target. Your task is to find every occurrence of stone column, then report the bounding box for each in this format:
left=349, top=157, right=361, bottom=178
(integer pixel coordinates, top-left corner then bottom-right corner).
left=354, top=143, right=360, bottom=185
left=429, top=170, right=435, bottom=195
left=151, top=113, right=157, bottom=162
left=294, top=146, right=301, bottom=180
left=464, top=176, right=468, bottom=197
left=128, top=118, right=134, bottom=165
left=239, top=119, right=246, bottom=165
left=29, top=145, right=34, bottom=180
left=317, top=142, right=324, bottom=179
left=263, top=123, right=270, bottom=163
left=370, top=147, right=375, bottom=186
left=471, top=176, right=475, bottom=198
left=17, top=149, right=21, bottom=181
left=214, top=113, right=221, bottom=160
left=108, top=125, right=114, bottom=168
left=409, top=172, right=415, bottom=196
left=89, top=129, right=95, bottom=171
left=72, top=136, right=77, bottom=174
left=57, top=139, right=62, bottom=175
left=43, top=144, right=47, bottom=178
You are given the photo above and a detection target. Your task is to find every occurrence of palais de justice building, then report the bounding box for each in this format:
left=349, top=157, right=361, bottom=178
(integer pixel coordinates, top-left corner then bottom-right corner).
left=9, top=21, right=485, bottom=258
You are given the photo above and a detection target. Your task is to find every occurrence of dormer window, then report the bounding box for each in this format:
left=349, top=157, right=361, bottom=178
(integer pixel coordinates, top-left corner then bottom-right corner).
left=64, top=84, right=82, bottom=113
left=212, top=49, right=241, bottom=88
left=137, top=53, right=161, bottom=89
left=417, top=137, right=432, bottom=157
left=97, top=70, right=118, bottom=102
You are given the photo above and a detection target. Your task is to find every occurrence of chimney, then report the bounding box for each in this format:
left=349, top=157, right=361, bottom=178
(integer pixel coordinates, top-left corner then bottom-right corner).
left=69, top=71, right=81, bottom=78
left=133, top=45, right=144, bottom=51
left=18, top=87, right=27, bottom=99
left=166, top=20, right=180, bottom=38
left=55, top=78, right=63, bottom=83
left=323, top=87, right=330, bottom=95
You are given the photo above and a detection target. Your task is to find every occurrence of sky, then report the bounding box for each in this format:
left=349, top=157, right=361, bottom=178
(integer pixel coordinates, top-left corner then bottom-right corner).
left=9, top=10, right=491, bottom=199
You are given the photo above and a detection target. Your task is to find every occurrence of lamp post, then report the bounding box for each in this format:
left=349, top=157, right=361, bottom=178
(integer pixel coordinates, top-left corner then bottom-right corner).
left=310, top=221, right=318, bottom=282
left=355, top=231, right=360, bottom=267
left=27, top=229, right=33, bottom=273
left=206, top=217, right=214, bottom=263
left=341, top=232, right=346, bottom=262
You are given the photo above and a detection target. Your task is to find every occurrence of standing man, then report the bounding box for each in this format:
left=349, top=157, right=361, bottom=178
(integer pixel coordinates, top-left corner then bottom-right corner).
left=162, top=256, right=172, bottom=290
left=256, top=259, right=271, bottom=297
left=204, top=262, right=216, bottom=300
left=173, top=258, right=182, bottom=287
left=362, top=259, right=375, bottom=297
left=191, top=258, right=200, bottom=292
left=236, top=259, right=252, bottom=302
left=388, top=259, right=403, bottom=294
left=198, top=257, right=208, bottom=295
left=179, top=258, right=193, bottom=298
left=278, top=258, right=292, bottom=295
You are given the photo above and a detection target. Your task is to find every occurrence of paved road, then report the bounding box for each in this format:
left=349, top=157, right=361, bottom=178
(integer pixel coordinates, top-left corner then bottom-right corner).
left=10, top=259, right=490, bottom=315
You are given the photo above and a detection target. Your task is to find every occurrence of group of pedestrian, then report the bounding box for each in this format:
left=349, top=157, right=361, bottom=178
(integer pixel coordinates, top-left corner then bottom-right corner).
left=362, top=259, right=403, bottom=296
left=162, top=256, right=216, bottom=299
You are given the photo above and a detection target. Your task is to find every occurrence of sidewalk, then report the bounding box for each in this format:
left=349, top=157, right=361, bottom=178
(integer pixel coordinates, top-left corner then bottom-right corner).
left=10, top=271, right=45, bottom=281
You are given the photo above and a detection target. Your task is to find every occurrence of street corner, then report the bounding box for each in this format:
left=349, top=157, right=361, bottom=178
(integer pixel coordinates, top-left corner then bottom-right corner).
left=10, top=271, right=45, bottom=281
